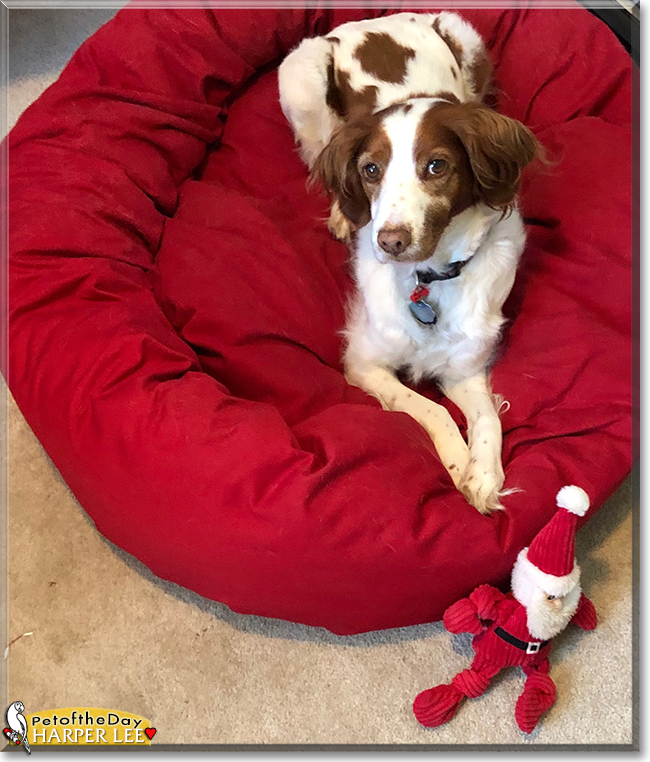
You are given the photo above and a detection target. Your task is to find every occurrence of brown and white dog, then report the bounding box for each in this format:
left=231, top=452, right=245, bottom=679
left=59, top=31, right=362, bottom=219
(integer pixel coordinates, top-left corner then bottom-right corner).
left=278, top=12, right=539, bottom=513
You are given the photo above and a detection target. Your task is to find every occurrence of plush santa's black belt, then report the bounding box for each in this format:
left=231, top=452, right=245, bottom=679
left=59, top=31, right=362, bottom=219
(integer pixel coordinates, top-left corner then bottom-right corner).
left=494, top=627, right=549, bottom=654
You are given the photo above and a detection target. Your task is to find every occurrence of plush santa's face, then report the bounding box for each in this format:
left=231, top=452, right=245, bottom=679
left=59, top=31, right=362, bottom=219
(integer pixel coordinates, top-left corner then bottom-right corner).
left=511, top=548, right=582, bottom=641
left=523, top=583, right=582, bottom=641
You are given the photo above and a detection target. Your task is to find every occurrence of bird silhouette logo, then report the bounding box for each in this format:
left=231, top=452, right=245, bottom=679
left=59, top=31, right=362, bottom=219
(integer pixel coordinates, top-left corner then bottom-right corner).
left=4, top=701, right=31, bottom=754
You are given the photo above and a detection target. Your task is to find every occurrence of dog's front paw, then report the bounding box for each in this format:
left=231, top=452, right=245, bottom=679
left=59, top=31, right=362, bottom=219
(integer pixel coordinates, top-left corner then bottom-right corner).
left=459, top=458, right=505, bottom=514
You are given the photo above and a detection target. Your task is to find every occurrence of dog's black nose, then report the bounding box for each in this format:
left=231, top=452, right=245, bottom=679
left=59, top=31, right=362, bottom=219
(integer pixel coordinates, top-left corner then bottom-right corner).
left=377, top=226, right=412, bottom=257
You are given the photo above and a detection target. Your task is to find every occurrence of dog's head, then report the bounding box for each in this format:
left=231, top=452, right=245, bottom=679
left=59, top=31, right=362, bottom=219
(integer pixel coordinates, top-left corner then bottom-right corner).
left=311, top=98, right=540, bottom=264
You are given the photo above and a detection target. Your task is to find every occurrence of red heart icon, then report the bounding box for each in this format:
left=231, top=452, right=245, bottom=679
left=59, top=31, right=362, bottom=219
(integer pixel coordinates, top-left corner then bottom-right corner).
left=145, top=728, right=156, bottom=740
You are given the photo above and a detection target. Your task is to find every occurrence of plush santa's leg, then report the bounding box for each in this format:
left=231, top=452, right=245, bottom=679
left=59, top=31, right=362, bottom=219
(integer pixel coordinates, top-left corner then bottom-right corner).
left=413, top=655, right=501, bottom=728
left=515, top=659, right=557, bottom=734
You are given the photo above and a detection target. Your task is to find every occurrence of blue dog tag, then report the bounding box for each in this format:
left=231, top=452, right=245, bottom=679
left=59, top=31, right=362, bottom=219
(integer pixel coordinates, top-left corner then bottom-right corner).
left=409, top=299, right=437, bottom=325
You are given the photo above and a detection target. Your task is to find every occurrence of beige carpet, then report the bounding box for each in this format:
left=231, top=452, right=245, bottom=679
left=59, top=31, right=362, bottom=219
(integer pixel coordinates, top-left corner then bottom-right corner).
left=4, top=8, right=636, bottom=749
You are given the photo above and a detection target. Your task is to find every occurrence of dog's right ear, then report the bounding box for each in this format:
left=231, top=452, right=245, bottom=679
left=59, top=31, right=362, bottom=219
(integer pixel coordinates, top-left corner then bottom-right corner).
left=310, top=121, right=372, bottom=229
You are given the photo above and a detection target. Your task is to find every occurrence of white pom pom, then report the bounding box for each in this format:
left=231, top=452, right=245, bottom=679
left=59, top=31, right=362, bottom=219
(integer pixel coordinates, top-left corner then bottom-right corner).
left=556, top=485, right=590, bottom=516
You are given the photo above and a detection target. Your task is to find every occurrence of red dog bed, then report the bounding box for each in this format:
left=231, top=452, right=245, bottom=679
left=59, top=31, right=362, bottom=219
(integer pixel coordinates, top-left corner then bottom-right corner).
left=8, top=5, right=632, bottom=634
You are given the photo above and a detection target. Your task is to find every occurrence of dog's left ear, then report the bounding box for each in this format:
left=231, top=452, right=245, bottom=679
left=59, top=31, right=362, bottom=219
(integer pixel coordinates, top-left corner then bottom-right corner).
left=444, top=105, right=540, bottom=211
left=310, top=120, right=372, bottom=229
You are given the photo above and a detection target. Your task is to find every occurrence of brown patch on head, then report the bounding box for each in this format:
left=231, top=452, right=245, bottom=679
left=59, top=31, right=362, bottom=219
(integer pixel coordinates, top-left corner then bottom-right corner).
left=354, top=31, right=415, bottom=84
left=412, top=107, right=475, bottom=257
left=310, top=113, right=391, bottom=229
left=415, top=109, right=474, bottom=215
left=432, top=17, right=464, bottom=70
left=469, top=51, right=493, bottom=99
left=326, top=61, right=378, bottom=119
left=409, top=102, right=539, bottom=258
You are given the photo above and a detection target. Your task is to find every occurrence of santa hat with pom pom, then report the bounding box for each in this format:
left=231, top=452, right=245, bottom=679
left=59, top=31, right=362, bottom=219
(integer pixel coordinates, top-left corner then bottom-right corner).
left=513, top=486, right=590, bottom=599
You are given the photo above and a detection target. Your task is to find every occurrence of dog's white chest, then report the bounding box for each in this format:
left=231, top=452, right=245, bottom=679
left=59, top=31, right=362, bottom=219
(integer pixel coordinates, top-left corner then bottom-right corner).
left=350, top=211, right=525, bottom=383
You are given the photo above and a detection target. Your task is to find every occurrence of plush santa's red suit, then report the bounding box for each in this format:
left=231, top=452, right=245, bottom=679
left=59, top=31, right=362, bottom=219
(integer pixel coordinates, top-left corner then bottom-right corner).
left=413, top=486, right=598, bottom=734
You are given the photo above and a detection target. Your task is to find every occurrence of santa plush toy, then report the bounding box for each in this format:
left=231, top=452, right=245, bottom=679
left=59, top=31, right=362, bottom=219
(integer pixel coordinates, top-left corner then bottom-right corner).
left=413, top=486, right=598, bottom=734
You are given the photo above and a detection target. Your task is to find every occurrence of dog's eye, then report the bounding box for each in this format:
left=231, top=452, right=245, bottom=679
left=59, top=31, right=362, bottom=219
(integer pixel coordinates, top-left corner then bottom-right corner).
left=546, top=595, right=556, bottom=601
left=427, top=159, right=448, bottom=175
left=362, top=163, right=380, bottom=181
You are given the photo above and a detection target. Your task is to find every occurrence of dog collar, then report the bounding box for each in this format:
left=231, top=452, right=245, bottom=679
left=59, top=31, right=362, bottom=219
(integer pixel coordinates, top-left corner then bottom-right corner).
left=416, top=258, right=470, bottom=284
left=409, top=259, right=470, bottom=325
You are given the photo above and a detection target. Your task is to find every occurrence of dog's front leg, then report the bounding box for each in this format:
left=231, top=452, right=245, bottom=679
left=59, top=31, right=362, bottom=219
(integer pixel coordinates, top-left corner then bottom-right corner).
left=346, top=364, right=470, bottom=488
left=442, top=373, right=506, bottom=514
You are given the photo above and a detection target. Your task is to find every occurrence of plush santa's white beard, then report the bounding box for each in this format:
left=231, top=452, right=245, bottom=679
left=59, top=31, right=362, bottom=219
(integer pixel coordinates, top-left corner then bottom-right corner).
left=511, top=550, right=583, bottom=640
left=524, top=584, right=581, bottom=641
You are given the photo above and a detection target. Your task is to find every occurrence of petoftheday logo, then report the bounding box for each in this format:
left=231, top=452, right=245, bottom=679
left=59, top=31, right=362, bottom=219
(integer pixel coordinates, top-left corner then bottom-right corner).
left=4, top=701, right=31, bottom=754
left=3, top=704, right=156, bottom=749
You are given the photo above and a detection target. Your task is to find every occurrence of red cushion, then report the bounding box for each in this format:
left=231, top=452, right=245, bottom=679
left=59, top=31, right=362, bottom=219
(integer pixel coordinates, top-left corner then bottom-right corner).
left=8, top=5, right=632, bottom=634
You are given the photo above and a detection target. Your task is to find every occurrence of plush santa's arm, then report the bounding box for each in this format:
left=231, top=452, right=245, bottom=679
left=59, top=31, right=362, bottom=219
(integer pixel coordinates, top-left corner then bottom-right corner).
left=443, top=584, right=508, bottom=635
left=570, top=592, right=597, bottom=630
